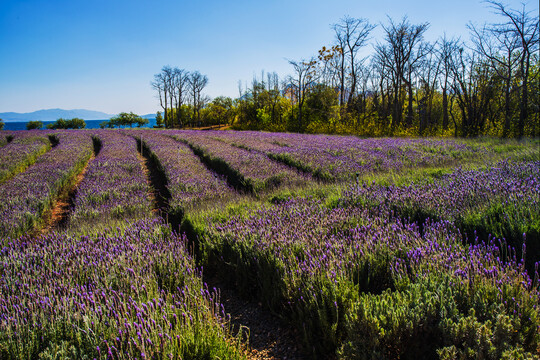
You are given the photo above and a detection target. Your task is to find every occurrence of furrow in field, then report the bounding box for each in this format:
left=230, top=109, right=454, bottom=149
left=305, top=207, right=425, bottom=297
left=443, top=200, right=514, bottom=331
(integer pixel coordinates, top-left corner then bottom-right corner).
left=135, top=135, right=173, bottom=223
left=63, top=131, right=153, bottom=233
left=203, top=274, right=306, bottom=360
left=0, top=131, right=94, bottom=239
left=170, top=130, right=311, bottom=195
left=128, top=130, right=234, bottom=230
left=40, top=152, right=96, bottom=233
left=0, top=132, right=14, bottom=147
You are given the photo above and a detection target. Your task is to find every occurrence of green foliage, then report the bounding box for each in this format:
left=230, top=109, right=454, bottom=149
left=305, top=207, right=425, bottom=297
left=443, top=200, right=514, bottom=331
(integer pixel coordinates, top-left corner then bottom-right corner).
left=26, top=120, right=43, bottom=130
left=340, top=274, right=539, bottom=360
left=46, top=118, right=86, bottom=129
left=0, top=118, right=4, bottom=130
left=204, top=96, right=235, bottom=126
left=101, top=112, right=148, bottom=128
left=228, top=53, right=538, bottom=138
left=341, top=279, right=452, bottom=359
left=155, top=111, right=164, bottom=128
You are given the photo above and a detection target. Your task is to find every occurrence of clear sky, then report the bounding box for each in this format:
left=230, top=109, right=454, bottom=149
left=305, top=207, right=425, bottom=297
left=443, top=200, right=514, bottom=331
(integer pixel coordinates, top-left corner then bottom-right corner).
left=0, top=0, right=537, bottom=115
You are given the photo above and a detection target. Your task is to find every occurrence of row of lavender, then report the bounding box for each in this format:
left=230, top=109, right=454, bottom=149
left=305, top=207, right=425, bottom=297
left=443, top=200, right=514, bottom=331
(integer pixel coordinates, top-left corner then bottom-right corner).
left=1, top=130, right=537, bottom=357
left=126, top=130, right=234, bottom=221
left=0, top=131, right=53, bottom=183
left=341, top=160, right=540, bottom=270
left=188, top=160, right=540, bottom=358
left=0, top=132, right=93, bottom=238
left=198, top=131, right=510, bottom=181
left=67, top=131, right=152, bottom=232
left=170, top=131, right=309, bottom=193
left=0, top=219, right=245, bottom=359
left=0, top=133, right=11, bottom=147
left=0, top=131, right=246, bottom=357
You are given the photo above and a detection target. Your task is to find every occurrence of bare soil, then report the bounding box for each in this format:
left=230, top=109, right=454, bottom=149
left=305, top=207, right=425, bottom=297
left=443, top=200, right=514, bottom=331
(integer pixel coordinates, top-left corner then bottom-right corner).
left=137, top=151, right=160, bottom=215
left=206, top=276, right=306, bottom=360
left=41, top=153, right=95, bottom=233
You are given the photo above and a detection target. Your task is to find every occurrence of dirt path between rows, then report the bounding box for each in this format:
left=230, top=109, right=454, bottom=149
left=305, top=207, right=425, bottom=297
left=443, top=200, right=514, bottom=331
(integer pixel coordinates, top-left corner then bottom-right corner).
left=206, top=276, right=306, bottom=360
left=137, top=151, right=161, bottom=215
left=136, top=137, right=305, bottom=359
left=40, top=153, right=95, bottom=234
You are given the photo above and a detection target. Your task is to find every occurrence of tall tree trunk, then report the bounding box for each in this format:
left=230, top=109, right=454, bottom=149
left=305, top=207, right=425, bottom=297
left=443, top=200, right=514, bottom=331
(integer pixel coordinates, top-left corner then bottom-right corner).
left=164, top=88, right=169, bottom=128
left=442, top=86, right=449, bottom=131
left=503, top=78, right=511, bottom=138
left=518, top=54, right=530, bottom=139
left=406, top=72, right=414, bottom=127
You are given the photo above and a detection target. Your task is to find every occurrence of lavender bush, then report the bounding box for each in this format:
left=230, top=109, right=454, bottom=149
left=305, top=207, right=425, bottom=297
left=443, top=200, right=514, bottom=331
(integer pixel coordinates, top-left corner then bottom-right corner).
left=0, top=134, right=51, bottom=183
left=191, top=185, right=539, bottom=357
left=128, top=130, right=234, bottom=220
left=0, top=218, right=245, bottom=359
left=68, top=131, right=153, bottom=231
left=206, top=131, right=496, bottom=181
left=171, top=130, right=310, bottom=193
left=0, top=132, right=93, bottom=238
left=341, top=160, right=540, bottom=269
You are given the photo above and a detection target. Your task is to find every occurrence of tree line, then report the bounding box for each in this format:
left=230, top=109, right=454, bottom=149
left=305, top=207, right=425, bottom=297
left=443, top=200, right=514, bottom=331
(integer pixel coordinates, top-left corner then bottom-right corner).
left=151, top=67, right=210, bottom=128
left=25, top=118, right=87, bottom=130
left=17, top=114, right=149, bottom=130
left=99, top=112, right=149, bottom=128
left=153, top=1, right=538, bottom=138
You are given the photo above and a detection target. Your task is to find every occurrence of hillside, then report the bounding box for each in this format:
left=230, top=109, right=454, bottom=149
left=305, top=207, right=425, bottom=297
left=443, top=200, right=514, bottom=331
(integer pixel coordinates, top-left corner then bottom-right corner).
left=0, top=109, right=113, bottom=122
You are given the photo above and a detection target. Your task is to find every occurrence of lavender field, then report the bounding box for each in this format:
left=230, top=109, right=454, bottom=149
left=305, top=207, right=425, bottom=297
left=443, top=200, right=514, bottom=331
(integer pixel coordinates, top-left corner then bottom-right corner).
left=0, top=129, right=538, bottom=359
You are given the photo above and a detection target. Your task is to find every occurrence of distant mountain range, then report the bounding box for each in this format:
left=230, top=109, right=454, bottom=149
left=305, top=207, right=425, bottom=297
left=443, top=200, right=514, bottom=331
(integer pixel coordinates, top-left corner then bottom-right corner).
left=140, top=113, right=156, bottom=119
left=0, top=109, right=156, bottom=122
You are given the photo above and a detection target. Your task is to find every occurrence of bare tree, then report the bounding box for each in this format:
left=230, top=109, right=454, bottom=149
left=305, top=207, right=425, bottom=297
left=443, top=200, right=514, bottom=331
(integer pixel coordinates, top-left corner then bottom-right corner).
left=436, top=35, right=460, bottom=132
left=151, top=72, right=167, bottom=126
left=162, top=66, right=175, bottom=126
left=416, top=43, right=440, bottom=135
left=317, top=45, right=341, bottom=89
left=173, top=68, right=189, bottom=128
left=288, top=58, right=319, bottom=130
left=266, top=72, right=282, bottom=124
left=449, top=46, right=495, bottom=136
left=333, top=16, right=375, bottom=110
left=484, top=0, right=539, bottom=138
left=377, top=17, right=429, bottom=129
left=188, top=71, right=209, bottom=127
left=469, top=20, right=520, bottom=137
left=371, top=45, right=394, bottom=130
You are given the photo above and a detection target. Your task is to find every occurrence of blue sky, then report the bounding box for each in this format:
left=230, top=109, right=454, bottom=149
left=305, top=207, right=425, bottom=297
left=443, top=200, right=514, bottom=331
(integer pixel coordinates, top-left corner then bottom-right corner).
left=0, top=0, right=537, bottom=115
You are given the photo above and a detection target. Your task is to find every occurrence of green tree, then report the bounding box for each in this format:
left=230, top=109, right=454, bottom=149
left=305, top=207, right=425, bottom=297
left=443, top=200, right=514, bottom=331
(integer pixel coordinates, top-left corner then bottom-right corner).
left=135, top=116, right=149, bottom=128
left=68, top=118, right=86, bottom=129
left=109, top=112, right=146, bottom=128
left=0, top=118, right=4, bottom=130
left=305, top=84, right=339, bottom=132
left=99, top=120, right=112, bottom=129
left=46, top=118, right=68, bottom=129
left=206, top=96, right=234, bottom=126
left=155, top=111, right=164, bottom=128
left=47, top=118, right=86, bottom=129
left=26, top=121, right=43, bottom=130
